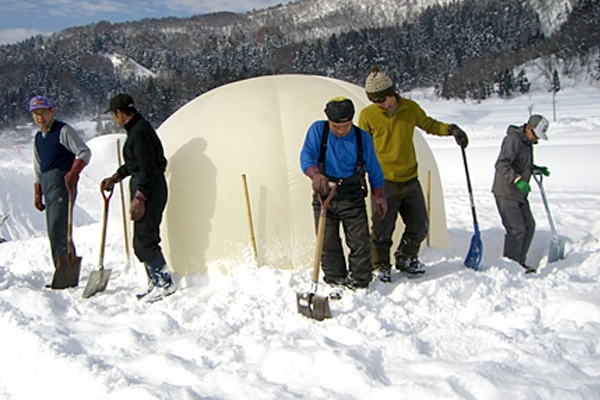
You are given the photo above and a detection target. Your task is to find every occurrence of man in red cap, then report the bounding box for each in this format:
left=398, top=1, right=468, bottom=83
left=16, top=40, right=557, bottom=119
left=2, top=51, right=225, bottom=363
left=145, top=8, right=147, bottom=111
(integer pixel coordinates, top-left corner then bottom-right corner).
left=29, top=95, right=91, bottom=275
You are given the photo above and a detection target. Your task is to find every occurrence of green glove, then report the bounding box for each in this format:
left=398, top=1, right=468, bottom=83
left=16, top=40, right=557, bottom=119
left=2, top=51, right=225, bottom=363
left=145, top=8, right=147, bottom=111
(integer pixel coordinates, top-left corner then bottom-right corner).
left=515, top=179, right=531, bottom=194
left=533, top=165, right=550, bottom=176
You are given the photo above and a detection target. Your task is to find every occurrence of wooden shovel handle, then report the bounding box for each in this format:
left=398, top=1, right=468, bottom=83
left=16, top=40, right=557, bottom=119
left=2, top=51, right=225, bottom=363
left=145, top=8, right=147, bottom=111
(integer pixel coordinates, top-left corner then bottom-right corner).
left=311, top=183, right=337, bottom=282
left=66, top=183, right=75, bottom=256
left=98, top=183, right=113, bottom=270
left=101, top=183, right=114, bottom=202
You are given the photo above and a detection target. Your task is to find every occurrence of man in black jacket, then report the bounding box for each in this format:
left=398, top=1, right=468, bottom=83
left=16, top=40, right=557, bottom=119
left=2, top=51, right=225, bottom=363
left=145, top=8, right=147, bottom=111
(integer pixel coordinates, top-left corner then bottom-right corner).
left=492, top=114, right=550, bottom=273
left=101, top=94, right=175, bottom=302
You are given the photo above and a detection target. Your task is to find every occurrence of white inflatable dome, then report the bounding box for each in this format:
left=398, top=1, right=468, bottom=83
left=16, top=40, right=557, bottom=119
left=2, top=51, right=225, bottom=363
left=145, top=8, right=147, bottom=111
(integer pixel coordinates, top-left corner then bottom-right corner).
left=157, top=75, right=447, bottom=275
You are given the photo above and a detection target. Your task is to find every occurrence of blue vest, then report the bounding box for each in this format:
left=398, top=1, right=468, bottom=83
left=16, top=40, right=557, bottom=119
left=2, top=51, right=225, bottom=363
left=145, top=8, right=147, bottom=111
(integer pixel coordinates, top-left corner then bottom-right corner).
left=35, top=120, right=75, bottom=173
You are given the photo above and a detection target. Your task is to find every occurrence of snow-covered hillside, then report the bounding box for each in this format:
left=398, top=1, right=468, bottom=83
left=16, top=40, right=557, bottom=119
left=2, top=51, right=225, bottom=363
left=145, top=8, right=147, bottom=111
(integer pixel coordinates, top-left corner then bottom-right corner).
left=251, top=0, right=574, bottom=38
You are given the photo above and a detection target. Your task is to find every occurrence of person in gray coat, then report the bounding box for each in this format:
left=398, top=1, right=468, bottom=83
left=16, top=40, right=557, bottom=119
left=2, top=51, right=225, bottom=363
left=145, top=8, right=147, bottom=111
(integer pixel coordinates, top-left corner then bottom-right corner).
left=492, top=114, right=550, bottom=273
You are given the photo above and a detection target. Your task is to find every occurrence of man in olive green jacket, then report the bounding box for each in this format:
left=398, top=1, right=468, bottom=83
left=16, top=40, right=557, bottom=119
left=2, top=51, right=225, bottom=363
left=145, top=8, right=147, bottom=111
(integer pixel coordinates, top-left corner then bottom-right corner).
left=358, top=65, right=469, bottom=281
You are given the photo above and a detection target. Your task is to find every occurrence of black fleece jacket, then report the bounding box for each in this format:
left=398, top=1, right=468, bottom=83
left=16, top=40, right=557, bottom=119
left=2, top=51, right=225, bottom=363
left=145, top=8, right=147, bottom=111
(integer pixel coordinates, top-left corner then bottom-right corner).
left=117, top=113, right=167, bottom=199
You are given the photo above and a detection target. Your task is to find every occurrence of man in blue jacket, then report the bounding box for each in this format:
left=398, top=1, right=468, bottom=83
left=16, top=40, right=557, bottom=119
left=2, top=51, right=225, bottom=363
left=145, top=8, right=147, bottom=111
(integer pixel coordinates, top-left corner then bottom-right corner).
left=101, top=94, right=175, bottom=302
left=30, top=95, right=91, bottom=275
left=492, top=114, right=550, bottom=273
left=300, top=97, right=387, bottom=289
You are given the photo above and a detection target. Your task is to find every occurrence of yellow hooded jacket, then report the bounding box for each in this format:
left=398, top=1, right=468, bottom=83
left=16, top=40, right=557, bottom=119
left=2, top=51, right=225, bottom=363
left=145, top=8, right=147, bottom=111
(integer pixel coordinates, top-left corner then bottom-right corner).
left=358, top=95, right=449, bottom=183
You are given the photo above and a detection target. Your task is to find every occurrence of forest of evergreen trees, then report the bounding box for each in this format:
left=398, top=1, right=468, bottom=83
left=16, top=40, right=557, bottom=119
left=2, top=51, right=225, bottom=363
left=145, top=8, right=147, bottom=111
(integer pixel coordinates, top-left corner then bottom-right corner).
left=0, top=0, right=598, bottom=130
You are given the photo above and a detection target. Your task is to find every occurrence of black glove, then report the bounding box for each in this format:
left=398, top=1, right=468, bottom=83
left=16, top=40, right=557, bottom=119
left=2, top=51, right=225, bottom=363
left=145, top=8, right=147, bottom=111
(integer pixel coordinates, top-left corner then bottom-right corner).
left=449, top=124, right=468, bottom=148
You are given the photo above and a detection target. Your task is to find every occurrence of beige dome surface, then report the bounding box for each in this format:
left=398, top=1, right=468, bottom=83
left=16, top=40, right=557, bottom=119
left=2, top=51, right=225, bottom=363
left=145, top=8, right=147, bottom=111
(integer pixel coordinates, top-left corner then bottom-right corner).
left=157, top=75, right=447, bottom=275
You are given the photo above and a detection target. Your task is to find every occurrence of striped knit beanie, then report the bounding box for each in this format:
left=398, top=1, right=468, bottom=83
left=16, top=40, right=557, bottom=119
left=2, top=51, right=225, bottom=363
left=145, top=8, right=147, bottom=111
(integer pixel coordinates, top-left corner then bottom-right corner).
left=364, top=65, right=396, bottom=101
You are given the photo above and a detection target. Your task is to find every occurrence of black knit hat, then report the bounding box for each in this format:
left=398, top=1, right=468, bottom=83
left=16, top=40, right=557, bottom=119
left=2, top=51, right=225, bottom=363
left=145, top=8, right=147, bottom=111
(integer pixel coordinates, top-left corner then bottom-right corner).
left=324, top=97, right=355, bottom=122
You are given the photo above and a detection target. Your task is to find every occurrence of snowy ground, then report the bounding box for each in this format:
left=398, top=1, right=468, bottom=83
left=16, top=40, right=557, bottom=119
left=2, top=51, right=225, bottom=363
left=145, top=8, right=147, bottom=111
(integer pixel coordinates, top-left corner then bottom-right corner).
left=1, top=85, right=599, bottom=399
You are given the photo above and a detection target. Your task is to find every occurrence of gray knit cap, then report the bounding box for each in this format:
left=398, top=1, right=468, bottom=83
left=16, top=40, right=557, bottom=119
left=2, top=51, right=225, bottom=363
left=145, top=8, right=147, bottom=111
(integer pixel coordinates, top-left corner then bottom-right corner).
left=365, top=65, right=396, bottom=101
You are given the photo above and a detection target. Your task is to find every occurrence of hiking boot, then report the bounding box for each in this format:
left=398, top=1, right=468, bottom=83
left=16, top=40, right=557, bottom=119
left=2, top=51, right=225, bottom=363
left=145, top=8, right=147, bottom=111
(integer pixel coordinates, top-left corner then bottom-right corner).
left=142, top=283, right=177, bottom=303
left=373, top=264, right=392, bottom=283
left=324, top=276, right=349, bottom=287
left=345, top=279, right=369, bottom=291
left=136, top=282, right=156, bottom=300
left=396, top=255, right=426, bottom=275
left=520, top=263, right=537, bottom=274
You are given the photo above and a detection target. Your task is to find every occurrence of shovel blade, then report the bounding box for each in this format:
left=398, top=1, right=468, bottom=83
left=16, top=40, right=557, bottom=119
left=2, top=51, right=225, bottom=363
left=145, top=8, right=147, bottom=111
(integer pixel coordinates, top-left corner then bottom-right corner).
left=82, top=269, right=112, bottom=299
left=464, top=233, right=483, bottom=271
left=548, top=238, right=565, bottom=263
left=296, top=292, right=331, bottom=321
left=51, top=254, right=81, bottom=289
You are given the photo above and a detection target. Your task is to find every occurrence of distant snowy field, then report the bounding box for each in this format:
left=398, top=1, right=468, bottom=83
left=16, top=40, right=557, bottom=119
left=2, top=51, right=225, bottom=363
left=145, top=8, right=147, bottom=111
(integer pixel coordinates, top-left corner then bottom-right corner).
left=1, top=85, right=599, bottom=399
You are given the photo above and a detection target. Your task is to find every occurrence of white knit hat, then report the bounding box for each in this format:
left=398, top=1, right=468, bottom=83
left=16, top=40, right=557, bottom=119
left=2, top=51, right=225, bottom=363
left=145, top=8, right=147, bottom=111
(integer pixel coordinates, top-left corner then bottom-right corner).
left=365, top=65, right=396, bottom=101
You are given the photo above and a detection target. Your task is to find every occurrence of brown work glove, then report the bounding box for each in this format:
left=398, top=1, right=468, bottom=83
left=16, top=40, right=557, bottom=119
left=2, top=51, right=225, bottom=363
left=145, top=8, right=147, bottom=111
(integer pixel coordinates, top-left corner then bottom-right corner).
left=448, top=124, right=469, bottom=148
left=305, top=165, right=329, bottom=195
left=130, top=190, right=146, bottom=221
left=372, top=187, right=387, bottom=220
left=34, top=183, right=45, bottom=211
left=101, top=172, right=122, bottom=192
left=64, top=158, right=87, bottom=186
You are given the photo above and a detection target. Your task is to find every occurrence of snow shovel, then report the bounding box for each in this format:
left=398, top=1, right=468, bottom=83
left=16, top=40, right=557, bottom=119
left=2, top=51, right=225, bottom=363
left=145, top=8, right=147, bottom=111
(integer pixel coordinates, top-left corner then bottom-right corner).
left=532, top=170, right=565, bottom=263
left=296, top=183, right=336, bottom=321
left=461, top=146, right=483, bottom=270
left=82, top=185, right=114, bottom=298
left=51, top=184, right=81, bottom=289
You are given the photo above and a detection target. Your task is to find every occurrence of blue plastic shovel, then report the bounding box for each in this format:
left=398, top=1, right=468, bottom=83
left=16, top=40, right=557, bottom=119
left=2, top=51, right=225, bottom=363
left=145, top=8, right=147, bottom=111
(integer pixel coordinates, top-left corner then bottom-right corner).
left=461, top=146, right=483, bottom=270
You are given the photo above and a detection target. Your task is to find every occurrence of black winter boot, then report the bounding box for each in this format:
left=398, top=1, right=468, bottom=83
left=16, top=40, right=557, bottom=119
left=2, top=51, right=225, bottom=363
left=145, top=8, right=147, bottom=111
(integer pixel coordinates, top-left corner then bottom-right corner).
left=395, top=254, right=425, bottom=275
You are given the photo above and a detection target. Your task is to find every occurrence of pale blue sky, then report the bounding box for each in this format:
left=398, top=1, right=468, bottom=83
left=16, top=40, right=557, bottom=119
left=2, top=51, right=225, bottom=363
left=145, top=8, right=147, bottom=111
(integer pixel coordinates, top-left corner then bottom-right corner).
left=0, top=0, right=286, bottom=44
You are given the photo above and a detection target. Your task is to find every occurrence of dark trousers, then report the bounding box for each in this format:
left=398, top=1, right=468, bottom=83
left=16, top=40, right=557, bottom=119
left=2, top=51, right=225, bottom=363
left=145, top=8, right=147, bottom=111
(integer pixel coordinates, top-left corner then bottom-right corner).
left=371, top=178, right=429, bottom=266
left=131, top=175, right=168, bottom=263
left=312, top=194, right=372, bottom=284
left=40, top=169, right=75, bottom=267
left=495, top=196, right=535, bottom=265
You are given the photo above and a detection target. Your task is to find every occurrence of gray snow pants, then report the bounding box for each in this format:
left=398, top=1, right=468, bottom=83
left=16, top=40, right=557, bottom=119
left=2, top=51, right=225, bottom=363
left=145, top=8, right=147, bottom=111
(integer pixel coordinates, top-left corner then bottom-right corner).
left=40, top=169, right=75, bottom=267
left=494, top=195, right=536, bottom=265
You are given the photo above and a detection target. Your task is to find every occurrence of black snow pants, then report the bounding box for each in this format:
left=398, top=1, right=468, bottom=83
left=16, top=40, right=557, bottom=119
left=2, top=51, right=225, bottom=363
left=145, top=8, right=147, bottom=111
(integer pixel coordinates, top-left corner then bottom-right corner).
left=312, top=190, right=372, bottom=285
left=370, top=178, right=429, bottom=267
left=130, top=174, right=168, bottom=263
